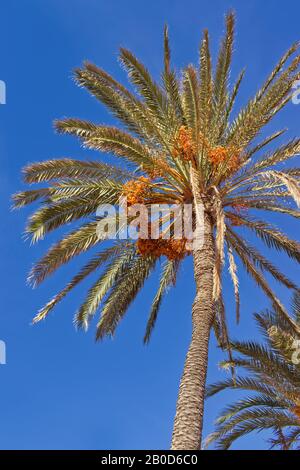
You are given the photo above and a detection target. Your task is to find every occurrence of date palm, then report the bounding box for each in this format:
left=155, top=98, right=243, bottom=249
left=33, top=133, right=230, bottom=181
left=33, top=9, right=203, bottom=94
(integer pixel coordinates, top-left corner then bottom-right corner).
left=205, top=293, right=300, bottom=450
left=14, top=12, right=300, bottom=449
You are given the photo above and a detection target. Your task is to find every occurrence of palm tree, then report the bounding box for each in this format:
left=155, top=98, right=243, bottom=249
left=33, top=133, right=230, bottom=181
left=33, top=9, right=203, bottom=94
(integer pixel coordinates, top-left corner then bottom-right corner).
left=14, top=12, right=300, bottom=449
left=205, top=293, right=300, bottom=450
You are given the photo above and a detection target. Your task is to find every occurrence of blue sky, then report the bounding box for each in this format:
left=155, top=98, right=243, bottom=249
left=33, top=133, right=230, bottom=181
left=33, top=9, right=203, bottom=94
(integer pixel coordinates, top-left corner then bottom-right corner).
left=0, top=0, right=299, bottom=450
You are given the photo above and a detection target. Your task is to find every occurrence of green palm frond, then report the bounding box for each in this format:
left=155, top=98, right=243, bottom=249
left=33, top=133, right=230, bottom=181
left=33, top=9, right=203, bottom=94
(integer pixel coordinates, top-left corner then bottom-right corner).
left=212, top=410, right=298, bottom=450
left=162, top=25, right=183, bottom=122
left=74, top=66, right=165, bottom=143
left=144, top=258, right=178, bottom=343
left=182, top=66, right=200, bottom=145
left=211, top=11, right=235, bottom=142
left=206, top=375, right=277, bottom=398
left=226, top=346, right=298, bottom=388
left=26, top=178, right=121, bottom=243
left=283, top=428, right=300, bottom=449
left=226, top=200, right=300, bottom=220
left=227, top=229, right=300, bottom=333
left=75, top=243, right=137, bottom=330
left=33, top=244, right=124, bottom=322
left=199, top=29, right=212, bottom=137
left=95, top=254, right=157, bottom=340
left=206, top=294, right=300, bottom=449
left=244, top=129, right=287, bottom=161
left=119, top=48, right=169, bottom=129
left=226, top=227, right=298, bottom=290
left=28, top=220, right=101, bottom=285
left=216, top=395, right=292, bottom=425
left=26, top=197, right=100, bottom=242
left=221, top=68, right=245, bottom=135
left=226, top=48, right=300, bottom=149
left=227, top=215, right=300, bottom=263
left=250, top=138, right=300, bottom=173
left=22, top=157, right=131, bottom=183
left=12, top=188, right=50, bottom=208
left=56, top=121, right=155, bottom=169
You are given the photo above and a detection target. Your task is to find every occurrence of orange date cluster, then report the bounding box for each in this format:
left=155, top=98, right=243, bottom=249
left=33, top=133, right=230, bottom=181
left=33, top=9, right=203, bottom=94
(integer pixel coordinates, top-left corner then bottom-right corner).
left=137, top=237, right=189, bottom=260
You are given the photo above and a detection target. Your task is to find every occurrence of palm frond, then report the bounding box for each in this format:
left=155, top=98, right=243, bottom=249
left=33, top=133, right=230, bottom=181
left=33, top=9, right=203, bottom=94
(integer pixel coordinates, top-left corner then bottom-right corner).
left=12, top=188, right=50, bottom=208
left=22, top=157, right=131, bottom=183
left=227, top=215, right=300, bottom=263
left=74, top=66, right=167, bottom=144
left=25, top=177, right=121, bottom=243
left=226, top=229, right=300, bottom=333
left=95, top=254, right=157, bottom=340
left=211, top=11, right=235, bottom=142
left=226, top=227, right=298, bottom=290
left=75, top=244, right=137, bottom=330
left=119, top=48, right=169, bottom=130
left=182, top=66, right=200, bottom=143
left=199, top=29, right=212, bottom=136
left=244, top=129, right=287, bottom=161
left=162, top=25, right=183, bottom=122
left=56, top=121, right=155, bottom=170
left=258, top=170, right=300, bottom=207
left=221, top=68, right=245, bottom=136
left=32, top=244, right=123, bottom=322
left=206, top=294, right=300, bottom=449
left=144, top=259, right=178, bottom=343
left=28, top=220, right=101, bottom=285
left=226, top=47, right=300, bottom=148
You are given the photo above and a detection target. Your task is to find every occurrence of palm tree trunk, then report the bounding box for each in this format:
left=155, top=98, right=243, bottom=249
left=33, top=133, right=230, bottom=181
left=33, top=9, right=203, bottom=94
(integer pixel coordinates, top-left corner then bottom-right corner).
left=171, top=211, right=215, bottom=450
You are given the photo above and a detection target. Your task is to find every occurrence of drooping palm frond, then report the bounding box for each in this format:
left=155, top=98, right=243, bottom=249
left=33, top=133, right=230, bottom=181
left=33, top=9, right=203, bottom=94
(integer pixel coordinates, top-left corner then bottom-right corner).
left=226, top=215, right=300, bottom=263
left=205, top=293, right=300, bottom=449
left=32, top=243, right=125, bottom=323
left=75, top=243, right=138, bottom=331
left=144, top=258, right=179, bottom=343
left=226, top=227, right=298, bottom=290
left=95, top=252, right=157, bottom=340
left=22, top=157, right=132, bottom=183
left=25, top=179, right=122, bottom=243
left=225, top=44, right=300, bottom=150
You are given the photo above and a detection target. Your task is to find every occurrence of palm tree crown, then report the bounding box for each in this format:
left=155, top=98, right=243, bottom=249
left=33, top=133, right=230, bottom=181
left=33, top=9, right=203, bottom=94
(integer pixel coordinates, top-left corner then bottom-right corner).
left=13, top=11, right=300, bottom=449
left=14, top=12, right=299, bottom=339
left=206, top=293, right=300, bottom=450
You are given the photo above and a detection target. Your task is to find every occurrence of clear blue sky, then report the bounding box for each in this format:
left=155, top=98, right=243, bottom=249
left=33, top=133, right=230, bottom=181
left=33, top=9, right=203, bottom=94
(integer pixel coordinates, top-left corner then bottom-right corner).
left=1, top=0, right=299, bottom=450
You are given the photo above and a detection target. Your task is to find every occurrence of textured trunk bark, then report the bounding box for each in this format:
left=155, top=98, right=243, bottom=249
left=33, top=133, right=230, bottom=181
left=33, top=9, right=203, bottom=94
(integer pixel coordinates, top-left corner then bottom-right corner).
left=171, top=211, right=215, bottom=450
